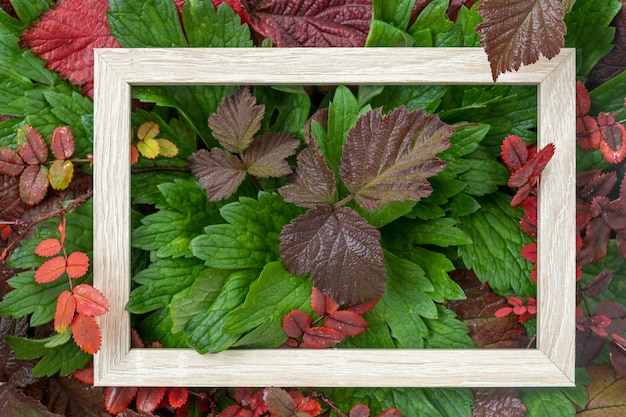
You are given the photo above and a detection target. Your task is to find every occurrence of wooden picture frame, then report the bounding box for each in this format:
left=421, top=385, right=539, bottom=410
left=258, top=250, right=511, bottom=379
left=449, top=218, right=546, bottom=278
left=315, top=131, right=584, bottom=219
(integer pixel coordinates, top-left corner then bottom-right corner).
left=93, top=48, right=576, bottom=387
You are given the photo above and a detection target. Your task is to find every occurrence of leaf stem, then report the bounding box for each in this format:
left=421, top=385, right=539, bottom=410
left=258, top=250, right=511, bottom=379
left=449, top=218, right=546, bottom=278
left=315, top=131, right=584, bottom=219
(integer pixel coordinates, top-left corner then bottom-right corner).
left=335, top=194, right=353, bottom=208
left=130, top=166, right=190, bottom=174
left=311, top=391, right=348, bottom=417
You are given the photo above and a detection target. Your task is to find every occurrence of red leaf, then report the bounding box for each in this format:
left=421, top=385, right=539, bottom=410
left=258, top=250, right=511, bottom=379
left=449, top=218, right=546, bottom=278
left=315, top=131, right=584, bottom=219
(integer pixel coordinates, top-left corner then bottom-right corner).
left=350, top=404, right=370, bottom=417
left=50, top=126, right=75, bottom=159
left=0, top=147, right=24, bottom=176
left=105, top=387, right=138, bottom=415
left=136, top=387, right=167, bottom=413
left=508, top=143, right=555, bottom=189
left=576, top=80, right=591, bottom=117
left=501, top=135, right=528, bottom=172
left=345, top=298, right=379, bottom=315
left=582, top=269, right=613, bottom=298
left=292, top=391, right=322, bottom=416
left=283, top=310, right=311, bottom=338
left=168, top=388, right=189, bottom=409
left=375, top=409, right=402, bottom=417
left=477, top=0, right=566, bottom=81
left=65, top=251, right=89, bottom=279
left=599, top=122, right=626, bottom=164
left=72, top=361, right=95, bottom=385
left=213, top=1, right=251, bottom=25
left=35, top=256, right=66, bottom=283
left=325, top=310, right=368, bottom=337
left=302, top=326, right=345, bottom=348
left=220, top=405, right=254, bottom=417
left=577, top=116, right=602, bottom=151
left=54, top=290, right=76, bottom=333
left=35, top=238, right=62, bottom=257
left=19, top=164, right=49, bottom=206
left=71, top=313, right=102, bottom=354
left=16, top=125, right=48, bottom=165
left=72, top=284, right=109, bottom=316
left=310, top=286, right=340, bottom=316
left=20, top=0, right=122, bottom=98
left=243, top=0, right=372, bottom=47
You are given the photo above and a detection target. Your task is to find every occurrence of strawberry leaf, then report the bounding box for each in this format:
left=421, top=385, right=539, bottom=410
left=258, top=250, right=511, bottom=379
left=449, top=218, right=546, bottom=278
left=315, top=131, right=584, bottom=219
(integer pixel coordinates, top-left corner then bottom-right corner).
left=0, top=148, right=24, bottom=176
left=34, top=255, right=66, bottom=283
left=325, top=310, right=368, bottom=337
left=54, top=290, right=76, bottom=333
left=105, top=387, right=138, bottom=415
left=187, top=148, right=247, bottom=201
left=279, top=141, right=336, bottom=208
left=243, top=0, right=372, bottom=47
left=279, top=205, right=385, bottom=304
left=50, top=126, right=75, bottom=160
left=477, top=0, right=566, bottom=81
left=340, top=106, right=453, bottom=210
left=71, top=313, right=102, bottom=354
left=302, top=326, right=345, bottom=348
left=263, top=387, right=295, bottom=417
left=242, top=133, right=300, bottom=178
left=208, top=88, right=264, bottom=153
left=136, top=387, right=167, bottom=413
left=19, top=164, right=49, bottom=206
left=65, top=251, right=89, bottom=279
left=283, top=309, right=311, bottom=338
left=16, top=125, right=47, bottom=165
left=48, top=159, right=74, bottom=190
left=21, top=0, right=122, bottom=97
left=34, top=238, right=62, bottom=257
left=72, top=284, right=108, bottom=316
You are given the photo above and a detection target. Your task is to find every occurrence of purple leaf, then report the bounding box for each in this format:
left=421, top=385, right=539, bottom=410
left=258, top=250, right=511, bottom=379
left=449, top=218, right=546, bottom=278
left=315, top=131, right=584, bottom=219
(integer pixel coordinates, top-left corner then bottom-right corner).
left=243, top=0, right=372, bottom=47
left=0, top=148, right=24, bottom=177
left=208, top=88, right=264, bottom=153
left=279, top=205, right=385, bottom=304
left=242, top=132, right=300, bottom=178
left=279, top=139, right=336, bottom=208
left=263, top=387, right=295, bottom=417
left=340, top=106, right=453, bottom=210
left=188, top=148, right=247, bottom=201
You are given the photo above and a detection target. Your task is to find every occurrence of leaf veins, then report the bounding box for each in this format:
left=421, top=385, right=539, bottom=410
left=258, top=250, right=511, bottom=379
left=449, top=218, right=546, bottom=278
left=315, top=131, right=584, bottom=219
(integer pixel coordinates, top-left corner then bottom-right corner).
left=340, top=106, right=453, bottom=210
left=477, top=0, right=566, bottom=81
left=279, top=205, right=385, bottom=304
left=188, top=148, right=247, bottom=201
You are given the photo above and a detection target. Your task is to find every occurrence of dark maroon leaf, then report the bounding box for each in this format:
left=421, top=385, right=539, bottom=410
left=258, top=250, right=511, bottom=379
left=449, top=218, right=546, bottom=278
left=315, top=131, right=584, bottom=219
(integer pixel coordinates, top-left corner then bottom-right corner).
left=576, top=80, right=592, bottom=117
left=340, top=106, right=453, bottom=210
left=577, top=326, right=606, bottom=367
left=242, top=0, right=372, bottom=47
left=279, top=140, right=336, bottom=208
left=16, top=125, right=48, bottom=165
left=477, top=0, right=566, bottom=81
left=50, top=126, right=75, bottom=160
left=610, top=334, right=626, bottom=378
left=0, top=385, right=62, bottom=417
left=105, top=387, right=138, bottom=415
left=595, top=301, right=626, bottom=334
left=279, top=206, right=385, bottom=304
left=588, top=4, right=626, bottom=87
left=283, top=310, right=311, bottom=338
left=325, top=310, right=367, bottom=336
left=25, top=375, right=108, bottom=417
left=302, top=326, right=345, bottom=348
left=0, top=176, right=26, bottom=223
left=446, top=270, right=528, bottom=348
left=188, top=148, right=247, bottom=201
left=508, top=143, right=555, bottom=189
left=19, top=165, right=49, bottom=206
left=263, top=387, right=295, bottom=417
left=501, top=135, right=528, bottom=172
left=582, top=270, right=613, bottom=298
left=208, top=88, right=264, bottom=153
left=136, top=387, right=166, bottom=414
left=0, top=148, right=24, bottom=177
left=235, top=387, right=255, bottom=407
left=20, top=0, right=122, bottom=98
left=0, top=316, right=32, bottom=385
left=583, top=216, right=612, bottom=262
left=243, top=132, right=300, bottom=178
left=579, top=171, right=617, bottom=201
left=472, top=388, right=526, bottom=417
left=350, top=404, right=370, bottom=417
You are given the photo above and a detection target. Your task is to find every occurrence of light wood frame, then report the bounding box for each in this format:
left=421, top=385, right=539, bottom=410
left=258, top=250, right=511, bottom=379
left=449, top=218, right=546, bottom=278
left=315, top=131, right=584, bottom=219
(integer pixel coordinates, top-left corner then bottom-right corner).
left=93, top=48, right=576, bottom=387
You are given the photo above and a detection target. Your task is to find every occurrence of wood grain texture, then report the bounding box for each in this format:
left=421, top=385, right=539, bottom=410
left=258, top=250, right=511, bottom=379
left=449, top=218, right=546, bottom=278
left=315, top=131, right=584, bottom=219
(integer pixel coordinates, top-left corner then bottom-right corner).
left=92, top=48, right=576, bottom=387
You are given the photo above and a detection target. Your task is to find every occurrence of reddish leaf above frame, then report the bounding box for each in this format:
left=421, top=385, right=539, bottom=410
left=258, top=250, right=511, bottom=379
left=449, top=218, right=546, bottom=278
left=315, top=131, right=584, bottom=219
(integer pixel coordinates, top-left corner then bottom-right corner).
left=93, top=47, right=576, bottom=388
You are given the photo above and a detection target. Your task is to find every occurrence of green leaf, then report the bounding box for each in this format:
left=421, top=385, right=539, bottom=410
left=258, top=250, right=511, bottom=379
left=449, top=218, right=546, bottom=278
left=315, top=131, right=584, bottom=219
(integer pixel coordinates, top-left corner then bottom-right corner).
left=190, top=192, right=304, bottom=269
left=368, top=85, right=447, bottom=115
left=365, top=19, right=416, bottom=47
left=132, top=178, right=224, bottom=258
left=372, top=0, right=414, bottom=28
left=184, top=269, right=258, bottom=353
left=456, top=192, right=535, bottom=294
left=423, top=305, right=473, bottom=349
left=390, top=217, right=472, bottom=248
left=455, top=157, right=510, bottom=196
left=456, top=3, right=482, bottom=47
left=323, top=86, right=361, bottom=173
left=41, top=89, right=93, bottom=153
left=126, top=258, right=208, bottom=314
left=590, top=70, right=626, bottom=123
left=182, top=0, right=252, bottom=47
left=253, top=86, right=311, bottom=137
left=564, top=0, right=622, bottom=80
left=223, top=261, right=311, bottom=336
left=9, top=0, right=52, bottom=25
left=107, top=0, right=188, bottom=47
left=520, top=389, right=575, bottom=417
left=408, top=0, right=462, bottom=47
left=137, top=308, right=189, bottom=348
left=365, top=0, right=417, bottom=47
left=6, top=335, right=91, bottom=377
